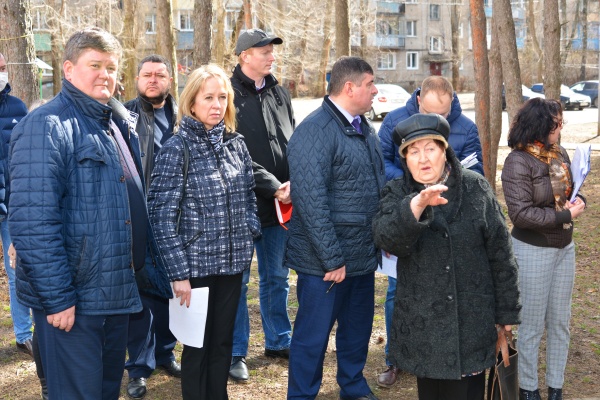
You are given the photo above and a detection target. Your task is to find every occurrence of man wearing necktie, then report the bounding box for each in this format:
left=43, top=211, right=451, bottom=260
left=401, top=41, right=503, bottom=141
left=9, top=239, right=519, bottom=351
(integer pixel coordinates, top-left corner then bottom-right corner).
left=285, top=56, right=385, bottom=400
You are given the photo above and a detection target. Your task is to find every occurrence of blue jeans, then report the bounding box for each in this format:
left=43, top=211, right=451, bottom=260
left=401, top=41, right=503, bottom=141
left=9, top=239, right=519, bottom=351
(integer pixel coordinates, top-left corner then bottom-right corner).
left=1, top=219, right=33, bottom=344
left=232, top=225, right=291, bottom=356
left=384, top=276, right=396, bottom=366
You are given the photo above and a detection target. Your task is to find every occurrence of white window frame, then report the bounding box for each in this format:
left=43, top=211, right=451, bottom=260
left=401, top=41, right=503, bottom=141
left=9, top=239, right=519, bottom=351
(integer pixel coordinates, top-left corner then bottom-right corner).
left=146, top=14, right=156, bottom=34
left=429, top=4, right=440, bottom=20
left=406, top=0, right=418, bottom=3
left=406, top=52, right=419, bottom=70
left=32, top=8, right=48, bottom=31
left=430, top=36, right=442, bottom=53
left=178, top=10, right=193, bottom=31
left=406, top=21, right=417, bottom=37
left=377, top=53, right=397, bottom=70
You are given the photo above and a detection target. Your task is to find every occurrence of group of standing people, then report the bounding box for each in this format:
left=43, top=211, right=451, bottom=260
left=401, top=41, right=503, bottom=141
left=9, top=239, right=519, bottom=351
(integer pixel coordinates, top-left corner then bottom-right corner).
left=0, top=23, right=587, bottom=400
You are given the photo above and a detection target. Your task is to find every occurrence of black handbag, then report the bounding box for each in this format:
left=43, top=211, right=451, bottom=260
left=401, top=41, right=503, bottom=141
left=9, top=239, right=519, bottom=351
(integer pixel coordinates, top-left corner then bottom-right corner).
left=175, top=134, right=190, bottom=235
left=487, top=327, right=519, bottom=400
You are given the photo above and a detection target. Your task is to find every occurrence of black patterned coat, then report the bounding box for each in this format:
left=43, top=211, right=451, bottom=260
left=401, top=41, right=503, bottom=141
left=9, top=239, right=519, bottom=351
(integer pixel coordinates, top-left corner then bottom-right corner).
left=372, top=148, right=521, bottom=379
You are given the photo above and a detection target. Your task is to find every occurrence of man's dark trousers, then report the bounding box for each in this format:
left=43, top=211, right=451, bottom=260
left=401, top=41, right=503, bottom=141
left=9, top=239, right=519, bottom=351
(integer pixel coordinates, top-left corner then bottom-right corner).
left=288, top=272, right=375, bottom=399
left=126, top=293, right=177, bottom=378
left=33, top=310, right=129, bottom=400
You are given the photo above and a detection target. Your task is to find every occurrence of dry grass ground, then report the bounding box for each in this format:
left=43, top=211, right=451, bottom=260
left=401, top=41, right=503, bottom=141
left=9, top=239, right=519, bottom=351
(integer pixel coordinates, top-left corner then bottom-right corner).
left=0, top=127, right=598, bottom=399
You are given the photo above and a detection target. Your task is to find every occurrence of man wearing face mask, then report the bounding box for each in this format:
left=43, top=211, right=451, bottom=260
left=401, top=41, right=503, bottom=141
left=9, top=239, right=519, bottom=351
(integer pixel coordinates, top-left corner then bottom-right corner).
left=0, top=52, right=32, bottom=358
left=123, top=54, right=180, bottom=399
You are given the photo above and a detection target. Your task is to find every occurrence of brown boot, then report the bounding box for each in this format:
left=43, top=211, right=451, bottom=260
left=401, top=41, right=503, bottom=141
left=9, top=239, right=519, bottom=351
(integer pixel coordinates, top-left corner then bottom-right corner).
left=377, top=365, right=399, bottom=388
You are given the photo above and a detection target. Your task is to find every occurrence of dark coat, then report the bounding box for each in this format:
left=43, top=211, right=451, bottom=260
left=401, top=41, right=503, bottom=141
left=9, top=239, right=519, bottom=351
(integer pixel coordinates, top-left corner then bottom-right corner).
left=0, top=83, right=28, bottom=217
left=285, top=97, right=386, bottom=276
left=148, top=117, right=261, bottom=281
left=231, top=65, right=295, bottom=227
left=124, top=94, right=178, bottom=189
left=372, top=147, right=521, bottom=380
left=9, top=79, right=171, bottom=315
left=378, top=88, right=483, bottom=180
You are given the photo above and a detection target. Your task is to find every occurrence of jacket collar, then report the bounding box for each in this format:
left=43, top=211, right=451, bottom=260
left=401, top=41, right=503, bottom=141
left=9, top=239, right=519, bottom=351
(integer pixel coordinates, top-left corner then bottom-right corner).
left=138, top=93, right=177, bottom=116
left=232, top=64, right=278, bottom=94
left=323, top=95, right=372, bottom=137
left=0, top=82, right=12, bottom=102
left=61, top=78, right=113, bottom=124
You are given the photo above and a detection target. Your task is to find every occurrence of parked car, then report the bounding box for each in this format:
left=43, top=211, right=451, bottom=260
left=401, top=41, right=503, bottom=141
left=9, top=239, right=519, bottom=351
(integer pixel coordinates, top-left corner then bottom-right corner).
left=570, top=80, right=598, bottom=108
left=502, top=84, right=545, bottom=110
left=367, top=84, right=411, bottom=120
left=530, top=83, right=591, bottom=110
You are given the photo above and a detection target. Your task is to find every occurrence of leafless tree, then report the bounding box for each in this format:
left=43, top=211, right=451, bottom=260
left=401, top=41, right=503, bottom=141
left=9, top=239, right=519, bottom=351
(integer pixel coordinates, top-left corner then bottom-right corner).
left=527, top=0, right=543, bottom=83
left=450, top=4, right=460, bottom=90
left=488, top=19, right=503, bottom=192
left=543, top=0, right=561, bottom=101
left=193, top=0, right=213, bottom=66
left=156, top=0, right=179, bottom=101
left=335, top=0, right=350, bottom=57
left=0, top=0, right=38, bottom=106
left=121, top=0, right=146, bottom=101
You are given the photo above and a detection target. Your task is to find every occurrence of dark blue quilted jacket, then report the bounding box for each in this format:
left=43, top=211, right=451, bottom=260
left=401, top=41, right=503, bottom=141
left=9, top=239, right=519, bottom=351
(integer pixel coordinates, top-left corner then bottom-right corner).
left=9, top=80, right=168, bottom=315
left=0, top=83, right=27, bottom=218
left=378, top=88, right=484, bottom=180
left=148, top=117, right=261, bottom=281
left=285, top=97, right=386, bottom=277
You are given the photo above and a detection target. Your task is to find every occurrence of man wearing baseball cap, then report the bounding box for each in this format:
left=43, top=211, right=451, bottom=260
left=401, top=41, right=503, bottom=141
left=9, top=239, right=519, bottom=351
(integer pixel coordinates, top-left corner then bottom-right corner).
left=229, top=28, right=295, bottom=382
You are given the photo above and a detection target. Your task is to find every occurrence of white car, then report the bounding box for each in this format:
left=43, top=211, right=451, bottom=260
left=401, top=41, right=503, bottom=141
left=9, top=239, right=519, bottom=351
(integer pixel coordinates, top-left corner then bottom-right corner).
left=561, top=85, right=591, bottom=109
left=367, top=84, right=411, bottom=120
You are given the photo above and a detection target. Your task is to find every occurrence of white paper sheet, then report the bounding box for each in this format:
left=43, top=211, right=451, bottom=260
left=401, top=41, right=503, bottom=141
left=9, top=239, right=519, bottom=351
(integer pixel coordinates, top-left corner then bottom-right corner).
left=570, top=144, right=591, bottom=202
left=169, top=286, right=209, bottom=349
left=377, top=251, right=397, bottom=279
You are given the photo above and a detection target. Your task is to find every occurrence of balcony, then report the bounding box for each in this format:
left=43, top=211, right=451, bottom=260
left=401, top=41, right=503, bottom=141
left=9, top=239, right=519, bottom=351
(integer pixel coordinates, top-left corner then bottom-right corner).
left=351, top=34, right=405, bottom=49
left=377, top=1, right=405, bottom=14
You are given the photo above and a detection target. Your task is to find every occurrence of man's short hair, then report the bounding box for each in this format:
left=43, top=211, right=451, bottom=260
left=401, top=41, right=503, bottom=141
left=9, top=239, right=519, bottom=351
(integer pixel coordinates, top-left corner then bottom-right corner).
left=328, top=56, right=374, bottom=96
left=137, top=54, right=172, bottom=76
left=63, top=27, right=122, bottom=64
left=420, top=76, right=454, bottom=98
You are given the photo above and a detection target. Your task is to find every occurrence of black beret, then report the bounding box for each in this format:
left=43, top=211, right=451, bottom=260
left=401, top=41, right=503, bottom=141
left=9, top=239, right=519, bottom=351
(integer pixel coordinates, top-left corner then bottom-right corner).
left=392, top=113, right=450, bottom=157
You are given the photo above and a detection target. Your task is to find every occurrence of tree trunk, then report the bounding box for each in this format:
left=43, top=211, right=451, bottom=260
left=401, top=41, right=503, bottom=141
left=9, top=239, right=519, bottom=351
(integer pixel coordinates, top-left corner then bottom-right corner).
left=0, top=0, right=38, bottom=106
left=469, top=0, right=491, bottom=184
left=450, top=5, right=460, bottom=90
left=193, top=0, right=213, bottom=66
left=527, top=0, right=543, bottom=83
left=494, top=0, right=522, bottom=123
left=121, top=0, right=143, bottom=101
left=243, top=0, right=252, bottom=30
left=335, top=0, right=350, bottom=57
left=315, top=1, right=334, bottom=97
left=579, top=0, right=588, bottom=81
left=155, top=0, right=178, bottom=101
left=49, top=0, right=65, bottom=96
left=488, top=18, right=503, bottom=192
left=543, top=0, right=562, bottom=101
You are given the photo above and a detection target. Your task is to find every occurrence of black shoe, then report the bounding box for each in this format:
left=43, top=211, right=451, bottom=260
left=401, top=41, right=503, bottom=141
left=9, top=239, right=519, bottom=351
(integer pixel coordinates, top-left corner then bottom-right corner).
left=157, top=360, right=181, bottom=378
left=340, top=392, right=380, bottom=400
left=40, top=378, right=48, bottom=400
left=264, top=348, right=290, bottom=359
left=229, top=356, right=249, bottom=382
left=548, top=387, right=563, bottom=400
left=16, top=339, right=33, bottom=358
left=127, top=378, right=147, bottom=399
left=519, top=388, right=541, bottom=400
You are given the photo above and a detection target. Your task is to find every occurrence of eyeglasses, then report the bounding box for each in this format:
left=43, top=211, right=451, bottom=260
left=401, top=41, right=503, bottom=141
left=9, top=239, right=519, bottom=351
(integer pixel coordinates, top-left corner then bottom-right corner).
left=557, top=118, right=567, bottom=127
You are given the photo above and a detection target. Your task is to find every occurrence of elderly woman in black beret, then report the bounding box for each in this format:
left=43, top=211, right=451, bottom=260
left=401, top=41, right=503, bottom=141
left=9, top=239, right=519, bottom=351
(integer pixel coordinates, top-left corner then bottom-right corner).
left=372, top=113, right=522, bottom=400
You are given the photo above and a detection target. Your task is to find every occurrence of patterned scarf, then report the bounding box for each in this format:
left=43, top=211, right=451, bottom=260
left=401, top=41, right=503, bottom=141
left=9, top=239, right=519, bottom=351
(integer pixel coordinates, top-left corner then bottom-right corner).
left=525, top=141, right=573, bottom=229
left=180, top=116, right=225, bottom=152
left=424, top=162, right=452, bottom=188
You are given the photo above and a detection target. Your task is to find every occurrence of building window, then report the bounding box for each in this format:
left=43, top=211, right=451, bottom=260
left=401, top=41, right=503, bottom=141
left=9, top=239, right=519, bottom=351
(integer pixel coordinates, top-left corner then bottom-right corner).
left=406, top=21, right=417, bottom=37
left=146, top=14, right=156, bottom=34
left=179, top=10, right=193, bottom=31
left=429, top=4, right=440, bottom=20
left=376, top=15, right=400, bottom=36
left=406, top=52, right=418, bottom=70
left=377, top=53, right=396, bottom=70
left=406, top=0, right=418, bottom=3
left=32, top=8, right=48, bottom=31
left=430, top=36, right=442, bottom=53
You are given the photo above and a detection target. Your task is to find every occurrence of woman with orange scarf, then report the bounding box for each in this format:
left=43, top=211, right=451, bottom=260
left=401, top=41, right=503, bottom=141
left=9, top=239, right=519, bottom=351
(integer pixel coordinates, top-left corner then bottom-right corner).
left=501, top=98, right=586, bottom=400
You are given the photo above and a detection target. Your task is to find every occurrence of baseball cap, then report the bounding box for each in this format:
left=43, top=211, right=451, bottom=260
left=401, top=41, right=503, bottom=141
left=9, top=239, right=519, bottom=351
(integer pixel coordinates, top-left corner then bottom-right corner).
left=235, top=29, right=283, bottom=56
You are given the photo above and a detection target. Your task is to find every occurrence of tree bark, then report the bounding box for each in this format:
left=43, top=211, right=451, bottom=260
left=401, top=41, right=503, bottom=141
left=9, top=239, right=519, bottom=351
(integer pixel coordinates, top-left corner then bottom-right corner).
left=335, top=0, right=350, bottom=57
left=121, top=0, right=144, bottom=101
left=213, top=0, right=226, bottom=67
left=193, top=0, right=212, bottom=66
left=469, top=0, right=491, bottom=184
left=543, top=0, right=562, bottom=101
left=527, top=0, right=543, bottom=83
left=155, top=0, right=178, bottom=100
left=579, top=0, right=588, bottom=81
left=0, top=0, right=38, bottom=106
left=315, top=1, right=334, bottom=97
left=488, top=18, right=503, bottom=192
left=48, top=0, right=65, bottom=96
left=243, top=0, right=252, bottom=30
left=450, top=5, right=460, bottom=90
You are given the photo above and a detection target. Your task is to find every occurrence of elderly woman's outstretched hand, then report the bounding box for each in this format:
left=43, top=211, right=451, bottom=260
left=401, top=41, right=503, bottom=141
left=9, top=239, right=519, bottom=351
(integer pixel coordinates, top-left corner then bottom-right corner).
left=410, top=184, right=449, bottom=220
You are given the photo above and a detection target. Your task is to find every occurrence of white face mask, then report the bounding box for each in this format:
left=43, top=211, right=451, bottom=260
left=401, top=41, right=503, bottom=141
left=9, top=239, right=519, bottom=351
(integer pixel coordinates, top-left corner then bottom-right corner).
left=0, top=72, right=8, bottom=92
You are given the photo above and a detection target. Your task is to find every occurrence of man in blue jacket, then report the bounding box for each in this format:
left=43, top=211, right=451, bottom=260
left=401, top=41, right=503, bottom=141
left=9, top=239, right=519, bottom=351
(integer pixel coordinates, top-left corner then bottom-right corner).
left=376, top=75, right=483, bottom=388
left=286, top=56, right=385, bottom=400
left=0, top=52, right=32, bottom=358
left=9, top=28, right=171, bottom=400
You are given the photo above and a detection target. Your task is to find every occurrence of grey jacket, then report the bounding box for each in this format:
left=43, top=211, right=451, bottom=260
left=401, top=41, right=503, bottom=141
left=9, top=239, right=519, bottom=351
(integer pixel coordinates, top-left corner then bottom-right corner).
left=372, top=147, right=521, bottom=379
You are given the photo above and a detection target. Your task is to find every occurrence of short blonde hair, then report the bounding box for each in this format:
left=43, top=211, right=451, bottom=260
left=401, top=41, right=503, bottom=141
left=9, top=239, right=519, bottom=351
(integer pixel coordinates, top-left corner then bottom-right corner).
left=178, top=64, right=236, bottom=133
left=420, top=76, right=454, bottom=98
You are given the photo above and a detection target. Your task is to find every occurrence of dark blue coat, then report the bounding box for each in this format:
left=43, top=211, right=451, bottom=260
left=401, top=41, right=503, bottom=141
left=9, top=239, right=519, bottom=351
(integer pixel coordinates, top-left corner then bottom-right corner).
left=285, top=97, right=386, bottom=277
left=0, top=83, right=27, bottom=218
left=378, top=88, right=483, bottom=181
left=9, top=79, right=171, bottom=316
